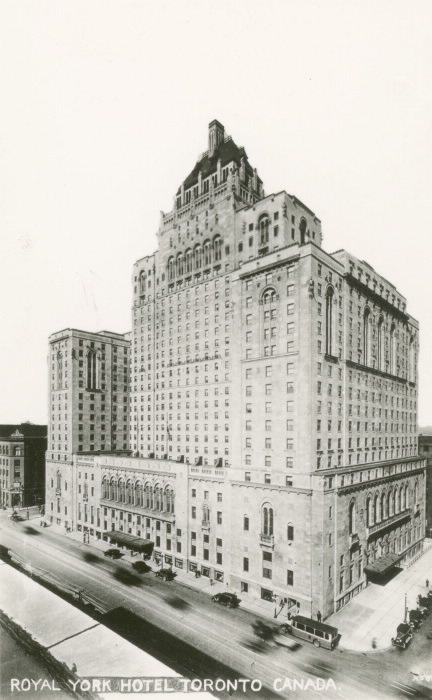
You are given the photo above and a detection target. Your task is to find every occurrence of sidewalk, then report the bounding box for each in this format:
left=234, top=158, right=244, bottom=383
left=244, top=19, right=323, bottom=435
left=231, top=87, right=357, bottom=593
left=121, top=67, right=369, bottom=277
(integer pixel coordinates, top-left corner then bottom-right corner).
left=326, top=540, right=432, bottom=652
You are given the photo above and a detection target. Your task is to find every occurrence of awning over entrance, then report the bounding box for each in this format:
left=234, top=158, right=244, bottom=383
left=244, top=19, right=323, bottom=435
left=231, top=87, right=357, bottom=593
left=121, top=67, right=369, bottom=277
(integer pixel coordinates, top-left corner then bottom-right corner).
left=364, top=552, right=401, bottom=576
left=105, top=531, right=154, bottom=555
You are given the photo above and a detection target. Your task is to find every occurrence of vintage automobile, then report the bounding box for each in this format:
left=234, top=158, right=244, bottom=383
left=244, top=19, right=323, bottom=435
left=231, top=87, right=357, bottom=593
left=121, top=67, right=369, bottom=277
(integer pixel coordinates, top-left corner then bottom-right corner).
left=274, top=625, right=301, bottom=650
left=391, top=622, right=413, bottom=649
left=212, top=592, right=241, bottom=608
left=154, top=568, right=176, bottom=581
left=131, top=560, right=152, bottom=574
left=103, top=548, right=123, bottom=559
left=408, top=609, right=423, bottom=629
left=418, top=596, right=432, bottom=614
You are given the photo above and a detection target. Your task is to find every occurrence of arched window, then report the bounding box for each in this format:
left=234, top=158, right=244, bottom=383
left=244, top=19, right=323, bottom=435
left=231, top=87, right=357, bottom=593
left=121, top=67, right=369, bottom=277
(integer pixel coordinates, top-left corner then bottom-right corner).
left=164, top=486, right=174, bottom=513
left=349, top=500, right=356, bottom=534
left=176, top=253, right=184, bottom=277
left=185, top=249, right=192, bottom=274
left=135, top=481, right=143, bottom=507
left=102, top=477, right=108, bottom=499
left=299, top=218, right=307, bottom=245
left=118, top=479, right=125, bottom=503
left=325, top=287, right=334, bottom=356
left=414, top=482, right=418, bottom=506
left=258, top=215, right=270, bottom=244
left=374, top=494, right=380, bottom=523
left=139, top=271, right=146, bottom=293
left=14, top=446, right=21, bottom=456
left=409, top=336, right=415, bottom=383
left=363, top=308, right=371, bottom=366
left=126, top=479, right=132, bottom=505
left=377, top=316, right=384, bottom=370
left=262, top=503, right=274, bottom=536
left=86, top=351, right=99, bottom=390
left=397, top=487, right=402, bottom=513
left=109, top=477, right=116, bottom=500
left=366, top=496, right=372, bottom=526
left=194, top=245, right=201, bottom=269
left=154, top=484, right=162, bottom=511
left=168, top=257, right=175, bottom=281
left=144, top=482, right=151, bottom=509
left=387, top=491, right=392, bottom=518
left=404, top=485, right=408, bottom=510
left=213, top=236, right=222, bottom=262
left=381, top=492, right=386, bottom=520
left=203, top=240, right=212, bottom=266
left=389, top=323, right=396, bottom=374
left=56, top=352, right=63, bottom=390
left=262, top=288, right=276, bottom=305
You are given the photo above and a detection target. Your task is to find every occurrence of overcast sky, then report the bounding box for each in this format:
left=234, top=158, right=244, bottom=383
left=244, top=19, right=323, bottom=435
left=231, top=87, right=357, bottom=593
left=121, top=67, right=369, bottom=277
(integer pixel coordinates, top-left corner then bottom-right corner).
left=1, top=0, right=432, bottom=426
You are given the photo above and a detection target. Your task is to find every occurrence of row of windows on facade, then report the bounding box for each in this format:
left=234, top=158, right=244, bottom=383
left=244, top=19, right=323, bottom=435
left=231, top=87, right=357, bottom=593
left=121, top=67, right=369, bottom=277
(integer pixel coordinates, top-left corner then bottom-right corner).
left=101, top=479, right=174, bottom=512
left=0, top=446, right=22, bottom=456
left=347, top=481, right=420, bottom=534
left=55, top=350, right=104, bottom=391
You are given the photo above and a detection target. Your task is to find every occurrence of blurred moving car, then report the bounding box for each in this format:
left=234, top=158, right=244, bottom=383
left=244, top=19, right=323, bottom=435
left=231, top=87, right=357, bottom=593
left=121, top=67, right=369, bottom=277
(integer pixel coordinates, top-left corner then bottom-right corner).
left=409, top=609, right=423, bottom=629
left=274, top=625, right=301, bottom=650
left=391, top=622, right=413, bottom=649
left=154, top=568, right=176, bottom=581
left=9, top=512, right=23, bottom=521
left=104, top=548, right=123, bottom=559
left=212, top=592, right=241, bottom=608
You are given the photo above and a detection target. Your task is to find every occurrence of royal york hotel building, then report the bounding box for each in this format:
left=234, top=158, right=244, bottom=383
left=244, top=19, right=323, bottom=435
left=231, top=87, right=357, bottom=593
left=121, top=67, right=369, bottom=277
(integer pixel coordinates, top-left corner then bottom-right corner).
left=45, top=120, right=426, bottom=617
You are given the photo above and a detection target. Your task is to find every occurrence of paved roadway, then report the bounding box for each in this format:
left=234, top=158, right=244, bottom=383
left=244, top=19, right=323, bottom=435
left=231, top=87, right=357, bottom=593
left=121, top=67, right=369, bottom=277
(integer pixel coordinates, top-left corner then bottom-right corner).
left=1, top=517, right=431, bottom=700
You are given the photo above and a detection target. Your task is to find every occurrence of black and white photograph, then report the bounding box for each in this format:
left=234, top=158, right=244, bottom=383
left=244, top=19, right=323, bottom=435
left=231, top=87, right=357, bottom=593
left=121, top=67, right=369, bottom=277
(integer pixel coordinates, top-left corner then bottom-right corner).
left=1, top=1, right=432, bottom=699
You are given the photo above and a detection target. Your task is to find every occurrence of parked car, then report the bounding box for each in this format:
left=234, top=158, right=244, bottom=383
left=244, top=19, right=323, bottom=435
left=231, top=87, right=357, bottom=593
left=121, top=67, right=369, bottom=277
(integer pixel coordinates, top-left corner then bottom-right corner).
left=418, top=596, right=432, bottom=614
left=409, top=609, right=423, bottom=629
left=212, top=592, right=241, bottom=608
left=155, top=568, right=176, bottom=581
left=391, top=622, right=413, bottom=649
left=104, top=548, right=123, bottom=559
left=132, top=560, right=151, bottom=574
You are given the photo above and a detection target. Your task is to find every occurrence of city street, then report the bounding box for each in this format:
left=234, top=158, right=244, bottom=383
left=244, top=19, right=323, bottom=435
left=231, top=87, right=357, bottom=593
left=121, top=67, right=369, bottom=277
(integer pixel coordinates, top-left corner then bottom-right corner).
left=1, top=516, right=431, bottom=700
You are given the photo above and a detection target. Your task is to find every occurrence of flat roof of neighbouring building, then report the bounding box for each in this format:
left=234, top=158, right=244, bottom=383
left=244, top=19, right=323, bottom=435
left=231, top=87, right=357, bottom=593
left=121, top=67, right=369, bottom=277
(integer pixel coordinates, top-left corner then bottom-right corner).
left=0, top=424, right=47, bottom=438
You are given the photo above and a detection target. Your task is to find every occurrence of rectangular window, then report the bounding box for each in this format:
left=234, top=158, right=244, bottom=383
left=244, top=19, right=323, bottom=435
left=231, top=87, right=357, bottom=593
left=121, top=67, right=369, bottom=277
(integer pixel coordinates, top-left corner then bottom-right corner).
left=287, top=570, right=294, bottom=586
left=243, top=557, right=249, bottom=572
left=244, top=515, right=249, bottom=530
left=262, top=567, right=272, bottom=579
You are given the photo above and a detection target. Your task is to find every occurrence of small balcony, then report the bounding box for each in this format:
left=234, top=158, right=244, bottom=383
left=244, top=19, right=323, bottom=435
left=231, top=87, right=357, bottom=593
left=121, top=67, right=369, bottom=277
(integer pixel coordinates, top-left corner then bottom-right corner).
left=259, top=533, right=274, bottom=548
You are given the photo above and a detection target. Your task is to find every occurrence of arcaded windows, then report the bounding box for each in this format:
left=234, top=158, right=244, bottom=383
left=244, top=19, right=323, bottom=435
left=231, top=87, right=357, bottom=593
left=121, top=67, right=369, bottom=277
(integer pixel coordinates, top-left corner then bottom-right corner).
left=214, top=236, right=222, bottom=262
left=262, top=503, right=274, bottom=536
left=258, top=215, right=270, bottom=245
left=348, top=500, right=356, bottom=534
left=164, top=486, right=175, bottom=513
left=374, top=494, right=380, bottom=523
left=135, top=481, right=143, bottom=507
left=363, top=308, right=371, bottom=365
left=381, top=492, right=386, bottom=520
left=414, top=481, right=418, bottom=506
left=144, top=482, right=151, bottom=509
left=325, top=287, right=334, bottom=356
left=154, top=484, right=162, bottom=511
left=263, top=288, right=276, bottom=305
left=86, top=351, right=99, bottom=390
left=56, top=470, right=61, bottom=492
left=102, top=476, right=108, bottom=499
left=56, top=352, right=63, bottom=390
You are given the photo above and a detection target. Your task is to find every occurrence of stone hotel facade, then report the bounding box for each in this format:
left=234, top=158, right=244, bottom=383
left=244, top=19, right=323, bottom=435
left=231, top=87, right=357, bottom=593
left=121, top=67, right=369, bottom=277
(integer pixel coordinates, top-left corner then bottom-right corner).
left=46, top=121, right=426, bottom=617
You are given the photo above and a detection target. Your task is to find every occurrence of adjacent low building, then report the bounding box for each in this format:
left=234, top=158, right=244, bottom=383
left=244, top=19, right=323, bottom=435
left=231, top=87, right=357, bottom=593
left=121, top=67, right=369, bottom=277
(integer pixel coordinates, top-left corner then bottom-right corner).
left=0, top=423, right=47, bottom=508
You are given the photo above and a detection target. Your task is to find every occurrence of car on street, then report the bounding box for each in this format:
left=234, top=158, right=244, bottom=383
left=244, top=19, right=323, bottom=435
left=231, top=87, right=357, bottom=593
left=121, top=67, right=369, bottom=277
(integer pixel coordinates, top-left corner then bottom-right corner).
left=154, top=568, right=176, bottom=581
left=104, top=548, right=123, bottom=559
left=132, top=560, right=152, bottom=574
left=391, top=622, right=413, bottom=649
left=409, top=609, right=423, bottom=629
left=274, top=625, right=301, bottom=650
left=9, top=512, right=23, bottom=521
left=211, top=592, right=241, bottom=608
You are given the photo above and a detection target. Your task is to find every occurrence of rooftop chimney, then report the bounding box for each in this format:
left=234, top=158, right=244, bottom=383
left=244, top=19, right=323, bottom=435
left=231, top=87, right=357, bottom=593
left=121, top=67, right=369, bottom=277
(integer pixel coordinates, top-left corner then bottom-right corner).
left=208, top=120, right=225, bottom=155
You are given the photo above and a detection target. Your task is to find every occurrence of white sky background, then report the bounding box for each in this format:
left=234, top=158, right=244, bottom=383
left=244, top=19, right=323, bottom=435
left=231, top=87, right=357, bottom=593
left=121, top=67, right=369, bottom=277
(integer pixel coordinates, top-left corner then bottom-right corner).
left=1, top=0, right=431, bottom=425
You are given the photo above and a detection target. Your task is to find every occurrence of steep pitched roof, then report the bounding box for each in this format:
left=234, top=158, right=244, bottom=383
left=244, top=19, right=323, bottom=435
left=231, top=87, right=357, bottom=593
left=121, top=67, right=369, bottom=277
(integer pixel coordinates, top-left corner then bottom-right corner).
left=177, top=138, right=259, bottom=195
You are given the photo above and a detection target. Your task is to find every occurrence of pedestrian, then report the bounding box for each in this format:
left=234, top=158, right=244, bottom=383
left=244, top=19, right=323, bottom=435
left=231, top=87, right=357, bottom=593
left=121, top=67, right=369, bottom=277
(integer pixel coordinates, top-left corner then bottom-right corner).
left=426, top=579, right=429, bottom=589
left=317, top=610, right=322, bottom=623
